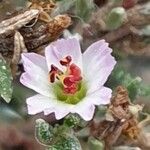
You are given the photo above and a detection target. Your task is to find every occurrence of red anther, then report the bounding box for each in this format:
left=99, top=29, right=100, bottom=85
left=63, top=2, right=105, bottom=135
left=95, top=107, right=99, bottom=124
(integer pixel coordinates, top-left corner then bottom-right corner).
left=69, top=63, right=82, bottom=81
left=50, top=56, right=82, bottom=94
left=63, top=76, right=75, bottom=87
left=50, top=64, right=59, bottom=73
left=50, top=72, right=55, bottom=83
left=60, top=55, right=72, bottom=66
left=49, top=65, right=59, bottom=83
left=66, top=56, right=72, bottom=63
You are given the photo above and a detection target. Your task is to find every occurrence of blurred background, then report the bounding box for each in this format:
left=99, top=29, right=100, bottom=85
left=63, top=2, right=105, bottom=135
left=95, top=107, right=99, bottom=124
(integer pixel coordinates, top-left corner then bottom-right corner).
left=0, top=0, right=149, bottom=150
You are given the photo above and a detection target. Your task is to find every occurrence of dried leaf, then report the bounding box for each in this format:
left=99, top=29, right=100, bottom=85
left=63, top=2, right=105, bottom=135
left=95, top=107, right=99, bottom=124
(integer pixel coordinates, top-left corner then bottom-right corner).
left=10, top=31, right=27, bottom=77
left=90, top=86, right=142, bottom=147
left=111, top=86, right=130, bottom=106
left=122, top=118, right=139, bottom=139
left=28, top=0, right=56, bottom=22
left=0, top=9, right=39, bottom=35
left=47, top=14, right=71, bottom=40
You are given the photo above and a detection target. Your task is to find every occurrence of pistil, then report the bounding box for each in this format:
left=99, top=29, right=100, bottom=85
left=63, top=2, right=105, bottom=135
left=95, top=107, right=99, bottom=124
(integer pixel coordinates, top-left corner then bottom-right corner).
left=49, top=56, right=82, bottom=94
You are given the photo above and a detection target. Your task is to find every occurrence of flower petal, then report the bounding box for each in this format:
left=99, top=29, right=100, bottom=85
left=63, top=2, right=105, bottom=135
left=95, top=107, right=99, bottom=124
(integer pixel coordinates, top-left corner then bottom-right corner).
left=72, top=102, right=95, bottom=121
left=26, top=94, right=55, bottom=115
left=69, top=86, right=111, bottom=121
left=26, top=86, right=110, bottom=120
left=27, top=94, right=71, bottom=119
left=44, top=101, right=71, bottom=120
left=45, top=38, right=82, bottom=71
left=87, top=86, right=112, bottom=105
left=21, top=53, right=48, bottom=72
left=20, top=53, right=53, bottom=97
left=83, top=40, right=116, bottom=94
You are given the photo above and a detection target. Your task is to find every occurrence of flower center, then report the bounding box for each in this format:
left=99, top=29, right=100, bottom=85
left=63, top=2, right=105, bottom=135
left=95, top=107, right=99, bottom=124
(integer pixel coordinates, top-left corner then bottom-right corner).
left=52, top=82, right=87, bottom=105
left=49, top=56, right=82, bottom=95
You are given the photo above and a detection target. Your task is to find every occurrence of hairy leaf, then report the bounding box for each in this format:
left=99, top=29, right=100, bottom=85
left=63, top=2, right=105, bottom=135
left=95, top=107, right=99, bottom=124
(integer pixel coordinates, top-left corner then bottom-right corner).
left=35, top=119, right=54, bottom=145
left=0, top=57, right=13, bottom=103
left=47, top=136, right=82, bottom=150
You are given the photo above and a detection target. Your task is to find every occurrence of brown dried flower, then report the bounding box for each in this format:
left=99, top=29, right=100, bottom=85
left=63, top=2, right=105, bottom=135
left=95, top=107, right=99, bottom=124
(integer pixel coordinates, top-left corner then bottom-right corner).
left=28, top=0, right=56, bottom=22
left=47, top=14, right=72, bottom=40
left=90, top=86, right=142, bottom=148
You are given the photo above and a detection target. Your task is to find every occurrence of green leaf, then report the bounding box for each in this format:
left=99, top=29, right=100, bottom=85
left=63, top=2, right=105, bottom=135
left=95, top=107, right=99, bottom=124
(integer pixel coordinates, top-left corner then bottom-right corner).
left=108, top=66, right=150, bottom=100
left=35, top=119, right=55, bottom=145
left=47, top=136, right=82, bottom=150
left=36, top=119, right=82, bottom=150
left=0, top=57, right=13, bottom=103
left=88, top=137, right=104, bottom=150
left=75, top=0, right=95, bottom=22
left=106, top=7, right=126, bottom=30
left=64, top=114, right=80, bottom=128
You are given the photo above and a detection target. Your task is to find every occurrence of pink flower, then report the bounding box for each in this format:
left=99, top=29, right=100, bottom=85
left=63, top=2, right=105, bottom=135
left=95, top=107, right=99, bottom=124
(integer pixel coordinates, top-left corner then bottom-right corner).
left=20, top=38, right=116, bottom=121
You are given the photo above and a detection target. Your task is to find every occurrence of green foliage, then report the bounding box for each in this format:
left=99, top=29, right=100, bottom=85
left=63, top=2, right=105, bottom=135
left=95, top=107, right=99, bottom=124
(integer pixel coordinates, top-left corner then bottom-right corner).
left=35, top=119, right=55, bottom=145
left=88, top=137, right=104, bottom=150
left=36, top=118, right=82, bottom=150
left=75, top=0, right=95, bottom=22
left=64, top=114, right=80, bottom=128
left=47, top=136, right=82, bottom=150
left=106, top=7, right=126, bottom=30
left=0, top=57, right=13, bottom=103
left=109, top=66, right=150, bottom=100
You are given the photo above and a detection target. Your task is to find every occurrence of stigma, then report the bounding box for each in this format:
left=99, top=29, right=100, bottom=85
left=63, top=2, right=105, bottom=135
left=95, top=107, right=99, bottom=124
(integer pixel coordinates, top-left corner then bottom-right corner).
left=49, top=56, right=82, bottom=94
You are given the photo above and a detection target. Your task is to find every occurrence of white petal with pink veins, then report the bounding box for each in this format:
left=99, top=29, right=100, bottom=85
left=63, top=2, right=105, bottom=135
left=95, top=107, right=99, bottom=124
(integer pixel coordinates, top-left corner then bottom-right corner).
left=20, top=53, right=54, bottom=97
left=72, top=100, right=95, bottom=121
left=21, top=53, right=48, bottom=72
left=26, top=94, right=55, bottom=115
left=85, top=86, right=112, bottom=105
left=83, top=40, right=116, bottom=94
left=45, top=38, right=83, bottom=71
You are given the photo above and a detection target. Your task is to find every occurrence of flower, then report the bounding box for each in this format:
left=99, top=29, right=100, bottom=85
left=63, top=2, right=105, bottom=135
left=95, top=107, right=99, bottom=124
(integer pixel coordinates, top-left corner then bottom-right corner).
left=20, top=38, right=116, bottom=121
